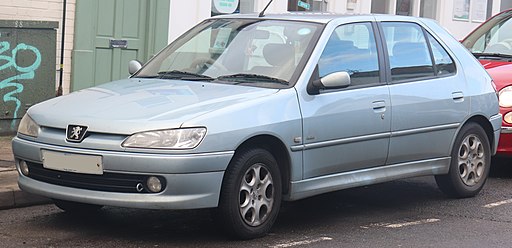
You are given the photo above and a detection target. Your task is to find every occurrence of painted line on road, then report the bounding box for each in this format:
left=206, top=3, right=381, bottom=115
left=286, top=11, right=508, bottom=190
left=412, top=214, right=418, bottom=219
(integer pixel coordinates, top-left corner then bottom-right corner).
left=483, top=199, right=512, bottom=208
left=385, top=218, right=440, bottom=228
left=269, top=236, right=333, bottom=248
left=360, top=218, right=440, bottom=229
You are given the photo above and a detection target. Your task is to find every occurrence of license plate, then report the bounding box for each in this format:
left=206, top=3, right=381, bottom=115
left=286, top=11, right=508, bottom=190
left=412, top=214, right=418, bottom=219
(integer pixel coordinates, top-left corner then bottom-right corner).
left=42, top=150, right=103, bottom=175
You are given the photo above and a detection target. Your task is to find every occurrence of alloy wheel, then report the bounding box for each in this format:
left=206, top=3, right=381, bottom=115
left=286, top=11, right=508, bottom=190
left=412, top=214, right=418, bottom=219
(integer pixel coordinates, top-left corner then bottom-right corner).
left=239, top=163, right=275, bottom=227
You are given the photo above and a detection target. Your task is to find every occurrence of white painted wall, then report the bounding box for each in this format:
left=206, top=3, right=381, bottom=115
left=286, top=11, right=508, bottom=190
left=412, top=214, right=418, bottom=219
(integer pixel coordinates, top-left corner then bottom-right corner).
left=328, top=0, right=372, bottom=14
left=168, top=1, right=213, bottom=43
left=436, top=0, right=500, bottom=39
left=167, top=0, right=289, bottom=43
left=253, top=0, right=288, bottom=13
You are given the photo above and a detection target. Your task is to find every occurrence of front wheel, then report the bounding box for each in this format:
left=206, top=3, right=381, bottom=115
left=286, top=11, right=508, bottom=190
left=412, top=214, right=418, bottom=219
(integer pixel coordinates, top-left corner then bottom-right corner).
left=216, top=148, right=282, bottom=239
left=435, top=123, right=491, bottom=198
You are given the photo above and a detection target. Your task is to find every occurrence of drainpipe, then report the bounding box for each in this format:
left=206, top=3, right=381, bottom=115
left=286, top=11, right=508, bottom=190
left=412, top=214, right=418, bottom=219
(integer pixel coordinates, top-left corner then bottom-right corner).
left=56, top=0, right=66, bottom=96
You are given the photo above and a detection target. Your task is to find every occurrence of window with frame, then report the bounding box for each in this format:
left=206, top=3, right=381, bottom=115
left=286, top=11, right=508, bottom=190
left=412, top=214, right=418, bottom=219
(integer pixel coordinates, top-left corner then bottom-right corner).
left=381, top=22, right=435, bottom=82
left=427, top=33, right=456, bottom=76
left=317, top=22, right=380, bottom=87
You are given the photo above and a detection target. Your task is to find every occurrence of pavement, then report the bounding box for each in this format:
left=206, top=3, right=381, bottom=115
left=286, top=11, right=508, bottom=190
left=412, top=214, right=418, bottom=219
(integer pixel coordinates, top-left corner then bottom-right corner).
left=0, top=135, right=50, bottom=210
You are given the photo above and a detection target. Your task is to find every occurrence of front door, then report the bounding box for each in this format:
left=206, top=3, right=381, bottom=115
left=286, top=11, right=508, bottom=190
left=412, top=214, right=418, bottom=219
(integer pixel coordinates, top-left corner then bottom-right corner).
left=299, top=22, right=391, bottom=179
left=72, top=0, right=169, bottom=91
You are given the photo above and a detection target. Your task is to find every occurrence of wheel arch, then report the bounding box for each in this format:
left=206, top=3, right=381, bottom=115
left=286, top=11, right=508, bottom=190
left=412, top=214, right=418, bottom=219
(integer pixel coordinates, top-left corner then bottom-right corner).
left=463, top=115, right=496, bottom=152
left=230, top=135, right=292, bottom=196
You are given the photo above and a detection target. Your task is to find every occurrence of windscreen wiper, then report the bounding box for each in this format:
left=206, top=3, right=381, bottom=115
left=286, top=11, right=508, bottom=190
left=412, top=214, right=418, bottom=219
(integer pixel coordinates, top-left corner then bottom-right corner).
left=216, top=73, right=289, bottom=85
left=473, top=52, right=512, bottom=59
left=157, top=70, right=214, bottom=81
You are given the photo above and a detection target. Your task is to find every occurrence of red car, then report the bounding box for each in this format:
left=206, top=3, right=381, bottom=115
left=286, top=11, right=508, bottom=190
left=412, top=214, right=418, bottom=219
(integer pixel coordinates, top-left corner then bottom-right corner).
left=462, top=9, right=512, bottom=156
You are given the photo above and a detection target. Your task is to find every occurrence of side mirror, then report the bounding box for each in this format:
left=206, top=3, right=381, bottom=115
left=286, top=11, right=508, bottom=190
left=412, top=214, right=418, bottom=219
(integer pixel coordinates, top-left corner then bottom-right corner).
left=128, top=60, right=142, bottom=75
left=312, top=71, right=351, bottom=89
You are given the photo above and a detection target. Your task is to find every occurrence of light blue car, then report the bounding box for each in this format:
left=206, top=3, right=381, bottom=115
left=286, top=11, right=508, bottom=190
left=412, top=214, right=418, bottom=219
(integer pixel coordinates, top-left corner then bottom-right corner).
left=12, top=13, right=501, bottom=239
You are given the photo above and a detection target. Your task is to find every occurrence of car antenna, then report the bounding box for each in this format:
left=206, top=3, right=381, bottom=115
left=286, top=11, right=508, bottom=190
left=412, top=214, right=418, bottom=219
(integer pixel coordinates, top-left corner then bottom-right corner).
left=259, top=0, right=274, bottom=17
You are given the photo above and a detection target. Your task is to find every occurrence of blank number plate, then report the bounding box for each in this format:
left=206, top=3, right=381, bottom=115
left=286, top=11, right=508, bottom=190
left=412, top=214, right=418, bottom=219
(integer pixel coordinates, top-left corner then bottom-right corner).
left=42, top=150, right=103, bottom=175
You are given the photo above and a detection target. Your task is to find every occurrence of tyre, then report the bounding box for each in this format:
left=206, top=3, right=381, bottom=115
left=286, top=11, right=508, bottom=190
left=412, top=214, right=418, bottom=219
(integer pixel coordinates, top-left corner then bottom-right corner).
left=216, top=148, right=282, bottom=239
left=53, top=199, right=103, bottom=213
left=435, top=123, right=491, bottom=198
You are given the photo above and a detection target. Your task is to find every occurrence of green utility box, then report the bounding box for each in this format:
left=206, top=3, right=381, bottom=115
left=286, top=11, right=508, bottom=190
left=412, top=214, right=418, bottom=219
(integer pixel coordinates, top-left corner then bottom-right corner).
left=0, top=20, right=58, bottom=135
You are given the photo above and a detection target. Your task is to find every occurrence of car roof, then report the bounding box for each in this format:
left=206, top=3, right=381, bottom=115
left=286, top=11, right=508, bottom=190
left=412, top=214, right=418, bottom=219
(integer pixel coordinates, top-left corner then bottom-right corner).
left=210, top=12, right=428, bottom=24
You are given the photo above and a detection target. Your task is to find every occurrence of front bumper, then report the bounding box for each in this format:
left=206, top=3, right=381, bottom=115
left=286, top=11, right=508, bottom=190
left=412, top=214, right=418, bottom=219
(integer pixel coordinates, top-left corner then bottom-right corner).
left=12, top=137, right=234, bottom=209
left=496, top=127, right=512, bottom=156
left=501, top=126, right=512, bottom=134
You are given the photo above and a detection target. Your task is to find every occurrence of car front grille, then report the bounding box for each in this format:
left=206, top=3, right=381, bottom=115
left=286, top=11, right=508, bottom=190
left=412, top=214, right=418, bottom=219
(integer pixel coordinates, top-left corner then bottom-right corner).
left=26, top=162, right=165, bottom=194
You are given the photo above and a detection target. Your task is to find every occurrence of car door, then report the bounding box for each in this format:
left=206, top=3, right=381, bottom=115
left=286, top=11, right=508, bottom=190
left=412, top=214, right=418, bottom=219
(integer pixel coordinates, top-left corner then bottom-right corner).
left=378, top=20, right=470, bottom=165
left=298, top=22, right=391, bottom=179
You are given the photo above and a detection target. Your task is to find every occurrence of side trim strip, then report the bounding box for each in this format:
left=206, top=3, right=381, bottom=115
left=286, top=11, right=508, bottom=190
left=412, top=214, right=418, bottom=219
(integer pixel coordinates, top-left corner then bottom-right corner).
left=291, top=123, right=460, bottom=152
left=391, top=123, right=460, bottom=137
left=290, top=132, right=390, bottom=152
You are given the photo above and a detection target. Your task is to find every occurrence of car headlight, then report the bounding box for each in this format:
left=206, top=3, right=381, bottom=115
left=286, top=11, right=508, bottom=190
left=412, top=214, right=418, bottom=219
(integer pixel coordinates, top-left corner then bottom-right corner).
left=499, top=86, right=512, bottom=108
left=122, top=127, right=207, bottom=149
left=17, top=114, right=40, bottom=138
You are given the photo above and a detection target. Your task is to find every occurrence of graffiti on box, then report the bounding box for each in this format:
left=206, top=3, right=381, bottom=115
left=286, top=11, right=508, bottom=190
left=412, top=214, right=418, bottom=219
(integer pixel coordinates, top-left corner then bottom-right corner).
left=0, top=34, right=42, bottom=128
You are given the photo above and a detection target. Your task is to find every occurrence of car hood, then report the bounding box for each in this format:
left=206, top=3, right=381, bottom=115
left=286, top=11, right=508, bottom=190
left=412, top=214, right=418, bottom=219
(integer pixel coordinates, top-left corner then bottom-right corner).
left=479, top=60, right=512, bottom=89
left=29, top=78, right=278, bottom=134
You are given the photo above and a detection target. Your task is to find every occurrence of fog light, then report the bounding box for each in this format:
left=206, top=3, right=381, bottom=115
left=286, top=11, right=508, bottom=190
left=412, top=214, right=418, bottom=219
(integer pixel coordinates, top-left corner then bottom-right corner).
left=505, top=112, right=512, bottom=124
left=146, top=176, right=162, bottom=193
left=19, top=160, right=29, bottom=176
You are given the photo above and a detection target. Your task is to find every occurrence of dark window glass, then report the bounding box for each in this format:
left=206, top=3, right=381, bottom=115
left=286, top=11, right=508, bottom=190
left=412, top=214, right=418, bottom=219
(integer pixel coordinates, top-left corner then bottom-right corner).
left=318, top=22, right=380, bottom=87
left=382, top=22, right=434, bottom=82
left=396, top=0, right=412, bottom=16
left=427, top=33, right=456, bottom=76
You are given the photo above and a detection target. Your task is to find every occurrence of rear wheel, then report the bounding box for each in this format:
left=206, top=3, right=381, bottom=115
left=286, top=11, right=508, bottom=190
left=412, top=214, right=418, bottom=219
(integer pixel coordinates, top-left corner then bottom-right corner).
left=216, top=148, right=282, bottom=239
left=435, top=123, right=491, bottom=198
left=53, top=199, right=103, bottom=213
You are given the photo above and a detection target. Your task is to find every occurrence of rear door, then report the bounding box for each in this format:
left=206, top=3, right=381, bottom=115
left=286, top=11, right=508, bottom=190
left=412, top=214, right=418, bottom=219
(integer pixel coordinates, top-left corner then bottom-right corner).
left=377, top=20, right=469, bottom=165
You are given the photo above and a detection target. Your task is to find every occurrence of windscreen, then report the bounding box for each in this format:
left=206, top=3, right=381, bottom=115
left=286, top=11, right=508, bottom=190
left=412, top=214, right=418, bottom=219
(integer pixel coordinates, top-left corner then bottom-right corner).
left=135, top=18, right=321, bottom=88
left=462, top=11, right=512, bottom=56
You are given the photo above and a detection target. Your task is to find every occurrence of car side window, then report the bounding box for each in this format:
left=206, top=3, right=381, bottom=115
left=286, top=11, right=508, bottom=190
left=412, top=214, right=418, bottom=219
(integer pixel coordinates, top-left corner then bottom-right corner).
left=317, top=22, right=380, bottom=87
left=381, top=22, right=435, bottom=82
left=427, top=33, right=456, bottom=76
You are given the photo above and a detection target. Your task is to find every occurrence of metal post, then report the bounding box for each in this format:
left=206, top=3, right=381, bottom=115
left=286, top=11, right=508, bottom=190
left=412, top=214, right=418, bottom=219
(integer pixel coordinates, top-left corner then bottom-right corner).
left=56, top=0, right=67, bottom=96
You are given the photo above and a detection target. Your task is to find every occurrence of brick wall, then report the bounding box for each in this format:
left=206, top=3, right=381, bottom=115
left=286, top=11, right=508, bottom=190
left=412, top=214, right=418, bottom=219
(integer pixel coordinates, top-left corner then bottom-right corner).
left=0, top=0, right=76, bottom=94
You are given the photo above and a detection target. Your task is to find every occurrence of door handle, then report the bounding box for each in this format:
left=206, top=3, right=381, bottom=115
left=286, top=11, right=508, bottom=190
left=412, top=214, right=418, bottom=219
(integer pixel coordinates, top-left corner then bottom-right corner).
left=372, top=100, right=386, bottom=112
left=452, top=92, right=464, bottom=102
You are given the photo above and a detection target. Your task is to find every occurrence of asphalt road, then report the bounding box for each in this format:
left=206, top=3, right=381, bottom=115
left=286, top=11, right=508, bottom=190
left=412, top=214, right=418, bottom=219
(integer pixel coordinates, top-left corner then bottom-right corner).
left=1, top=158, right=512, bottom=248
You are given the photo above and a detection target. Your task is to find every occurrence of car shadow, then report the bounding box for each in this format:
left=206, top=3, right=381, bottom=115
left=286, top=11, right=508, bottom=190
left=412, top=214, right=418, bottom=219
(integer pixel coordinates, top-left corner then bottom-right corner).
left=490, top=156, right=512, bottom=179
left=275, top=177, right=445, bottom=230
left=39, top=177, right=452, bottom=245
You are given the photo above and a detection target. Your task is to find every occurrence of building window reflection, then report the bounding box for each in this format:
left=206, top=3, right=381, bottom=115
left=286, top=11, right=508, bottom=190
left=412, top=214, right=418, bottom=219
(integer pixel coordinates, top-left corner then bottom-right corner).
left=288, top=0, right=327, bottom=12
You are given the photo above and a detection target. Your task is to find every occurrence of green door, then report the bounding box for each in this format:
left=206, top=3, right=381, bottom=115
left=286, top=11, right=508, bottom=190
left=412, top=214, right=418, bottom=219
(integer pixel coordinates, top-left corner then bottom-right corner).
left=72, top=0, right=169, bottom=91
